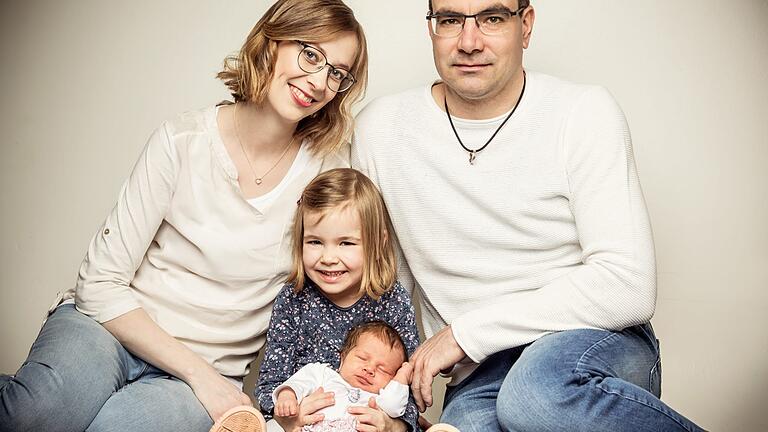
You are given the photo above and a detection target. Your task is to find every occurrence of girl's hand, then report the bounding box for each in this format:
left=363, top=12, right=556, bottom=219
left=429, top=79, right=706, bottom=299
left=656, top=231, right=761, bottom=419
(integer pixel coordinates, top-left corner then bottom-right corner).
left=187, top=368, right=253, bottom=423
left=274, top=387, right=334, bottom=432
left=348, top=397, right=407, bottom=432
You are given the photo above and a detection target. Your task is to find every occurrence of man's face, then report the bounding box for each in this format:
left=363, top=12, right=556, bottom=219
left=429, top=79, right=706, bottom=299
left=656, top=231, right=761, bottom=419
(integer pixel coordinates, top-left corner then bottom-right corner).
left=429, top=0, right=534, bottom=103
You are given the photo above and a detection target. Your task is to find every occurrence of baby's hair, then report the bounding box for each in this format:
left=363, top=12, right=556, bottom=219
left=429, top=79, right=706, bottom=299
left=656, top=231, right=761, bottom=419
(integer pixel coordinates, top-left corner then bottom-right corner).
left=288, top=168, right=396, bottom=300
left=339, top=321, right=407, bottom=364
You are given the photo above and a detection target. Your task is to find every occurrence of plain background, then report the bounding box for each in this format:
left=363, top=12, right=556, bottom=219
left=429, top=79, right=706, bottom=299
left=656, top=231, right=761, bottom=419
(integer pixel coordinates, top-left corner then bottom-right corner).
left=1, top=1, right=766, bottom=430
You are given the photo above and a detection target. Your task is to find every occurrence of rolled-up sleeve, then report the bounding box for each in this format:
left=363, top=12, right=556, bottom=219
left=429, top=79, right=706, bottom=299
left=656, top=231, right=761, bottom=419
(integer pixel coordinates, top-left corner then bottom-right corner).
left=75, top=122, right=178, bottom=323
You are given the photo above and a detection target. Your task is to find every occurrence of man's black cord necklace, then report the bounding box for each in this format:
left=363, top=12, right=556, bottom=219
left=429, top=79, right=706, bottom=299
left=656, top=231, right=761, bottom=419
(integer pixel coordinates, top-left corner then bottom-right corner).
left=444, top=71, right=526, bottom=165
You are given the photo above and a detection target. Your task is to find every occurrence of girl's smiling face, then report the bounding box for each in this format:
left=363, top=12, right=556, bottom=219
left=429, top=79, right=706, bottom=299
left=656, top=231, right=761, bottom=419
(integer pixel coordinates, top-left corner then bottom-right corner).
left=302, top=205, right=365, bottom=307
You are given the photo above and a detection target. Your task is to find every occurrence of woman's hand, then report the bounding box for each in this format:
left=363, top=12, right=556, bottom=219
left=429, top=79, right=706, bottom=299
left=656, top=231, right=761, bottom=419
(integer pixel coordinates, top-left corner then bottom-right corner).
left=100, top=309, right=253, bottom=423
left=274, top=387, right=334, bottom=432
left=348, top=397, right=408, bottom=432
left=187, top=367, right=253, bottom=423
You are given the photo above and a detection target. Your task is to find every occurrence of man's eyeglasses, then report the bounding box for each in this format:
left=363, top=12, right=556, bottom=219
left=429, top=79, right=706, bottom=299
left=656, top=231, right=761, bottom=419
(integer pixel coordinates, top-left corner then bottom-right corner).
left=426, top=6, right=527, bottom=38
left=295, top=41, right=356, bottom=93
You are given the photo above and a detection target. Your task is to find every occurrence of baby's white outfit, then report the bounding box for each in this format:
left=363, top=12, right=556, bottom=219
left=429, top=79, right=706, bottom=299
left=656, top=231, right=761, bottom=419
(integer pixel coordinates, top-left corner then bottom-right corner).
left=273, top=363, right=408, bottom=432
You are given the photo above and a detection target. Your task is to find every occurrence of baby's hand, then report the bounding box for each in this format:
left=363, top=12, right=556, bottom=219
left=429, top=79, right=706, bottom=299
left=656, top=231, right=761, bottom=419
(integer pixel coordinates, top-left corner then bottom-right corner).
left=275, top=388, right=299, bottom=417
left=393, top=362, right=414, bottom=385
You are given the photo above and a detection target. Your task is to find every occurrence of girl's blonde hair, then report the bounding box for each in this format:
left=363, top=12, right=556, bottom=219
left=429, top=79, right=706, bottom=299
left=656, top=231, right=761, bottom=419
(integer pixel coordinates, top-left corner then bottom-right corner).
left=288, top=168, right=396, bottom=300
left=217, top=0, right=368, bottom=156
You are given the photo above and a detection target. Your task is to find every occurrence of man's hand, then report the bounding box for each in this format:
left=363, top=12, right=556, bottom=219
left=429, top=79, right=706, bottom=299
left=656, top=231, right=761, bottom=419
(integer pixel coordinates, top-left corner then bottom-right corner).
left=409, top=325, right=466, bottom=412
left=275, top=388, right=299, bottom=417
left=274, top=387, right=333, bottom=432
left=348, top=397, right=407, bottom=432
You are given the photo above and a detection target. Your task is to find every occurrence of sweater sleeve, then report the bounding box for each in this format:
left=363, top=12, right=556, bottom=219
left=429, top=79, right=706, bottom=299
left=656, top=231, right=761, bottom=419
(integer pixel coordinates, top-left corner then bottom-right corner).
left=272, top=363, right=328, bottom=405
left=451, top=86, right=656, bottom=363
left=256, top=285, right=301, bottom=418
left=74, top=122, right=178, bottom=323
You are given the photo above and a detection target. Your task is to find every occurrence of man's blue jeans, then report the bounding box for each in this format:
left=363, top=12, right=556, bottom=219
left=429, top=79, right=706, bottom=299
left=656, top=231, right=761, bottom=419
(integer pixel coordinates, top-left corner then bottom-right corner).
left=0, top=304, right=213, bottom=432
left=441, top=324, right=705, bottom=431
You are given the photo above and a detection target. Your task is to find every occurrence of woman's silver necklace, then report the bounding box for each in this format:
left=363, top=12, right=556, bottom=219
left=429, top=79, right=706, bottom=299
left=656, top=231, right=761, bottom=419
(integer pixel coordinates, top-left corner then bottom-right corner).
left=444, top=71, right=526, bottom=165
left=233, top=103, right=295, bottom=185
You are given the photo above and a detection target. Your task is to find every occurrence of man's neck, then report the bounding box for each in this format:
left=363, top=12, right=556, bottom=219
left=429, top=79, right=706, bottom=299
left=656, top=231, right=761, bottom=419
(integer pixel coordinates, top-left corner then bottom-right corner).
left=432, top=72, right=527, bottom=120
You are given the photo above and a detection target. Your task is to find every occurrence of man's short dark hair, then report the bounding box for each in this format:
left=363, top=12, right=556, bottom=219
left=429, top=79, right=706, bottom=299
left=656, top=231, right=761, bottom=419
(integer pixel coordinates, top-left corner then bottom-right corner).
left=428, top=0, right=531, bottom=13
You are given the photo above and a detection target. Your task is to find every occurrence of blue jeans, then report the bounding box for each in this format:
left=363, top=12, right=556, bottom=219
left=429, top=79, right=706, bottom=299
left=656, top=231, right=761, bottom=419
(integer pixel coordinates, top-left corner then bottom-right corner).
left=0, top=304, right=212, bottom=432
left=441, top=324, right=705, bottom=432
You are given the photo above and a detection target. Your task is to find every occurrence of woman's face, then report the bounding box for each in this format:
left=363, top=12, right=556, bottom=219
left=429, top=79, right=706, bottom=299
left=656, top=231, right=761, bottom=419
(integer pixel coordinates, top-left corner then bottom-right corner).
left=265, top=32, right=358, bottom=124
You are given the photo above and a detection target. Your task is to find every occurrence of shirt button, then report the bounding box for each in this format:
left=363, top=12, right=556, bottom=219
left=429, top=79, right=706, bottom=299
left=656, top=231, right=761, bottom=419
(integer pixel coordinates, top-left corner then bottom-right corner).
left=104, top=228, right=110, bottom=235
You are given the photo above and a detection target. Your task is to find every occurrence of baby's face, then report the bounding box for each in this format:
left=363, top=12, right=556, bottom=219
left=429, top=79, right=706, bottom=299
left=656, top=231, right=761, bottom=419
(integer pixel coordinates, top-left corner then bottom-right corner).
left=339, top=333, right=404, bottom=394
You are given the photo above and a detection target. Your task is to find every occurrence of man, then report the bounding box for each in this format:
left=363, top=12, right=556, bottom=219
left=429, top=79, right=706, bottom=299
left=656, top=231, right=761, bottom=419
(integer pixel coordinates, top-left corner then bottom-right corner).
left=353, top=1, right=705, bottom=431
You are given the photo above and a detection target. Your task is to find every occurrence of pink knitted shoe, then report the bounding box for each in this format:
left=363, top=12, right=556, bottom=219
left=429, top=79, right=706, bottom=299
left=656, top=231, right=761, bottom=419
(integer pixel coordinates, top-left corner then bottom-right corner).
left=425, top=424, right=460, bottom=432
left=209, top=405, right=266, bottom=432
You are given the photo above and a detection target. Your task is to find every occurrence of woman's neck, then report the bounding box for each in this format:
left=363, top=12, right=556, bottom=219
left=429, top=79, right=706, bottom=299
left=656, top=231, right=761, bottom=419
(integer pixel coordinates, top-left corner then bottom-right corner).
left=236, top=101, right=297, bottom=153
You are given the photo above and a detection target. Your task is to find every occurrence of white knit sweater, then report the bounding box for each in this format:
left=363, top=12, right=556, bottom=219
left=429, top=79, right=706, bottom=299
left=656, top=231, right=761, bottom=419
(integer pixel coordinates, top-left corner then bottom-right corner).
left=352, top=71, right=656, bottom=383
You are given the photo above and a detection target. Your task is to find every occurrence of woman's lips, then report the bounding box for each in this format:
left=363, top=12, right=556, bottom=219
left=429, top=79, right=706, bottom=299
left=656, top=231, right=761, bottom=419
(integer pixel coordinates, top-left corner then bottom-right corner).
left=290, top=85, right=314, bottom=107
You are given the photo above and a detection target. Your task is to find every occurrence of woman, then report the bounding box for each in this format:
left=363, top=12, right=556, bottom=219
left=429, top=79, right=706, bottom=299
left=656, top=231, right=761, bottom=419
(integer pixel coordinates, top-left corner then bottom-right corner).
left=0, top=1, right=403, bottom=431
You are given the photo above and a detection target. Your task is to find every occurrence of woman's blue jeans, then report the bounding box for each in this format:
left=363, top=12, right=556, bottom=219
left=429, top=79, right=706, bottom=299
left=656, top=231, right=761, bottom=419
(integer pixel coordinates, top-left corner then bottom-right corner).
left=0, top=304, right=212, bottom=432
left=441, top=324, right=706, bottom=432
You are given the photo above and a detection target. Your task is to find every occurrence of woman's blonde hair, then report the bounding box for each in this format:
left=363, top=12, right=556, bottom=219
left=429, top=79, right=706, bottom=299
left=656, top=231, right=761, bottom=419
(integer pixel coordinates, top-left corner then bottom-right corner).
left=217, top=0, right=368, bottom=156
left=288, top=168, right=396, bottom=300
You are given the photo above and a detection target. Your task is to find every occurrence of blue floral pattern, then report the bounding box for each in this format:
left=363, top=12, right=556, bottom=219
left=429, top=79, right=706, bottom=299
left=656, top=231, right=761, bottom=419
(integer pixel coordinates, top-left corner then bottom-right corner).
left=256, top=280, right=421, bottom=431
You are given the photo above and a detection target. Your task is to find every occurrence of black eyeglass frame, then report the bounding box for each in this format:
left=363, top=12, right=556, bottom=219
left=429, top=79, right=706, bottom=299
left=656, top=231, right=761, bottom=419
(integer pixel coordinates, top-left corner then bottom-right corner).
left=425, top=5, right=527, bottom=37
left=295, top=41, right=356, bottom=93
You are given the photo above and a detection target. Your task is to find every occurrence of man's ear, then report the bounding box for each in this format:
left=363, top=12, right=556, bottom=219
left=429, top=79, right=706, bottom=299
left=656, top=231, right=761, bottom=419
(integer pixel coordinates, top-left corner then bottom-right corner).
left=521, top=5, right=536, bottom=49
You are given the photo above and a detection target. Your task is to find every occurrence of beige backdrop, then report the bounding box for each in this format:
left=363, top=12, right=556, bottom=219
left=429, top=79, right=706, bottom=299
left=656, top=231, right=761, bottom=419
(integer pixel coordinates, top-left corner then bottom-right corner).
left=1, top=1, right=766, bottom=431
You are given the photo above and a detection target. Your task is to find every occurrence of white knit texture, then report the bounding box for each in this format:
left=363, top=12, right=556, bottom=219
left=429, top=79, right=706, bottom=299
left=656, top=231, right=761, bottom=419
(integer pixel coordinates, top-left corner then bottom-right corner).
left=353, top=72, right=656, bottom=374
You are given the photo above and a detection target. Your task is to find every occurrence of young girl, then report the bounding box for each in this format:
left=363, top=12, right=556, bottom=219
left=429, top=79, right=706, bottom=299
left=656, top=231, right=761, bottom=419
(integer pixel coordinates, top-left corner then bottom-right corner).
left=257, top=168, right=420, bottom=432
left=0, top=1, right=367, bottom=431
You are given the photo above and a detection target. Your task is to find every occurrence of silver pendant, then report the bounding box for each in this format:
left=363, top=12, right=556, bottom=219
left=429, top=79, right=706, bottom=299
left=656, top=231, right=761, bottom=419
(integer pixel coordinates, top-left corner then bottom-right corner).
left=255, top=178, right=263, bottom=185
left=469, top=151, right=476, bottom=165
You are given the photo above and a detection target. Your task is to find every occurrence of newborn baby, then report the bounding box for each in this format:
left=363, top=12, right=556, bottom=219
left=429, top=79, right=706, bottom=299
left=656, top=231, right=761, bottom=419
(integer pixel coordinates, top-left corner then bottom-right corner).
left=274, top=321, right=412, bottom=431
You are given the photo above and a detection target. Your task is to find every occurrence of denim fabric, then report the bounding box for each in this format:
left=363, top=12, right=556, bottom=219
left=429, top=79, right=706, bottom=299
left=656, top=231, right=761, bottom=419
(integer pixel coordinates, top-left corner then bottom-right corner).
left=0, top=304, right=212, bottom=432
left=441, top=324, right=705, bottom=432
